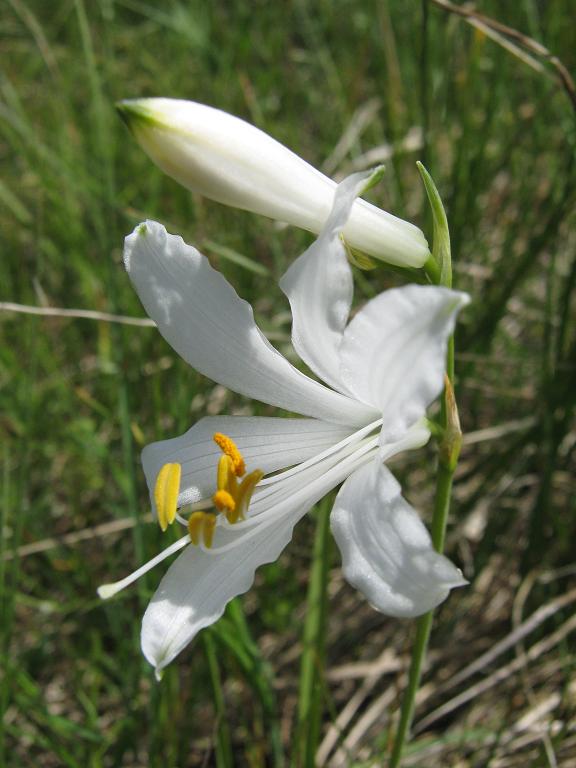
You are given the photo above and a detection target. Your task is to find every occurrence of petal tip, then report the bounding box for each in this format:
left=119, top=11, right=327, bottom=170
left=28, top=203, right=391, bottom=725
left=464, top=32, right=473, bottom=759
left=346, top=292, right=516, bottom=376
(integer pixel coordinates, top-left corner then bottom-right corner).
left=455, top=291, right=471, bottom=309
left=449, top=570, right=470, bottom=589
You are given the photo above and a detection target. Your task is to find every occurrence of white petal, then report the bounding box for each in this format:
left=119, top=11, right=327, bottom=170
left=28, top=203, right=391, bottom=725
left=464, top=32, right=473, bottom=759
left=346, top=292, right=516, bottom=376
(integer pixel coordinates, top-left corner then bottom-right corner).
left=339, top=285, right=470, bottom=442
left=141, top=426, right=383, bottom=676
left=124, top=221, right=376, bottom=426
left=142, top=415, right=352, bottom=509
left=118, top=98, right=430, bottom=268
left=279, top=171, right=371, bottom=392
left=141, top=507, right=304, bottom=678
left=379, top=419, right=431, bottom=461
left=330, top=460, right=467, bottom=618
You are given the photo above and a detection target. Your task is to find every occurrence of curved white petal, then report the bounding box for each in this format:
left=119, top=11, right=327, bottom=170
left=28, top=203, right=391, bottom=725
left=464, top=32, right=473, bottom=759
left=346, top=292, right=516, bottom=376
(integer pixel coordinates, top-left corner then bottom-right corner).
left=141, top=505, right=305, bottom=678
left=119, top=98, right=430, bottom=268
left=141, top=428, right=383, bottom=676
left=124, top=221, right=376, bottom=427
left=331, top=460, right=467, bottom=618
left=142, top=415, right=352, bottom=509
left=339, top=284, right=470, bottom=442
left=379, top=419, right=431, bottom=461
left=279, top=171, right=371, bottom=392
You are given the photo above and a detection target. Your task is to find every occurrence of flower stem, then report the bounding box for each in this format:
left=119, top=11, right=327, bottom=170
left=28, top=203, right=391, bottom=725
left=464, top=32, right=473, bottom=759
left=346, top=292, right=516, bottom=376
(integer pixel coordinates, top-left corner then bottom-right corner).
left=294, top=498, right=331, bottom=767
left=389, top=163, right=461, bottom=766
left=388, top=612, right=433, bottom=767
left=204, top=632, right=234, bottom=768
left=389, top=395, right=459, bottom=767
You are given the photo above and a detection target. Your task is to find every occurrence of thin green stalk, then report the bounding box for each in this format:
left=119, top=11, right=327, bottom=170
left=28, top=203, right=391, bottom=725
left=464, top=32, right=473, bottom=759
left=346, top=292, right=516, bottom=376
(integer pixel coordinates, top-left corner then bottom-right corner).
left=389, top=613, right=433, bottom=767
left=225, top=601, right=284, bottom=768
left=389, top=456, right=456, bottom=768
left=389, top=164, right=461, bottom=766
left=204, top=633, right=234, bottom=768
left=74, top=0, right=145, bottom=593
left=294, top=499, right=331, bottom=768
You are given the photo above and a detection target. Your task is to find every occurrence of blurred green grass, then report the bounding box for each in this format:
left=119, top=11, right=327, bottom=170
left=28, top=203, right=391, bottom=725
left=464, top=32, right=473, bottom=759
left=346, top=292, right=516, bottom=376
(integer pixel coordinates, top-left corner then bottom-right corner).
left=1, top=1, right=575, bottom=766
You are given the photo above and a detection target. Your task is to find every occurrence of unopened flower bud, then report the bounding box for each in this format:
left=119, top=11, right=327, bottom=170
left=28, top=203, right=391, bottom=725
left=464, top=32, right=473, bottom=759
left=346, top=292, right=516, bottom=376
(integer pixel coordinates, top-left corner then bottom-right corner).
left=117, top=98, right=430, bottom=268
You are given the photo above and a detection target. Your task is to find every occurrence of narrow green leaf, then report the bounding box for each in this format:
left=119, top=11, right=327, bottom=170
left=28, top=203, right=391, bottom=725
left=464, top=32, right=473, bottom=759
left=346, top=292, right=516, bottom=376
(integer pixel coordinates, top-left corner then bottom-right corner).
left=203, top=239, right=270, bottom=277
left=294, top=499, right=331, bottom=767
left=416, top=161, right=451, bottom=287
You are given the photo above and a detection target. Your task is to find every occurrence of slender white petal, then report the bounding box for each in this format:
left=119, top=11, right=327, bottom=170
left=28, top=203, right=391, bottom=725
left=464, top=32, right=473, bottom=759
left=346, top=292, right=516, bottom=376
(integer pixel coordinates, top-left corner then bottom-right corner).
left=141, top=507, right=304, bottom=678
left=331, top=460, right=467, bottom=618
left=118, top=98, right=430, bottom=268
left=379, top=419, right=431, bottom=461
left=141, top=432, right=381, bottom=677
left=141, top=415, right=352, bottom=510
left=339, top=284, right=470, bottom=442
left=124, top=220, right=377, bottom=427
left=279, top=171, right=370, bottom=392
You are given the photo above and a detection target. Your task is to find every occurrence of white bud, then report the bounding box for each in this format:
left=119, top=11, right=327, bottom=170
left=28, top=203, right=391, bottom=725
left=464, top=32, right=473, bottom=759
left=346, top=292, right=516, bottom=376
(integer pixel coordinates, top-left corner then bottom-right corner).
left=118, top=98, right=429, bottom=268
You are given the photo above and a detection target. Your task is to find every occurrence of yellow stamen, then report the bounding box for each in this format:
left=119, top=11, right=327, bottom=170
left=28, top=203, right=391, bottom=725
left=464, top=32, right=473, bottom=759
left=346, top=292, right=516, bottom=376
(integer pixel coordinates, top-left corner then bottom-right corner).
left=188, top=511, right=205, bottom=546
left=213, top=489, right=236, bottom=514
left=216, top=454, right=236, bottom=496
left=203, top=514, right=217, bottom=548
left=235, top=470, right=264, bottom=521
left=182, top=433, right=264, bottom=547
left=213, top=433, right=246, bottom=477
left=154, top=463, right=181, bottom=532
left=187, top=511, right=218, bottom=548
left=212, top=434, right=263, bottom=524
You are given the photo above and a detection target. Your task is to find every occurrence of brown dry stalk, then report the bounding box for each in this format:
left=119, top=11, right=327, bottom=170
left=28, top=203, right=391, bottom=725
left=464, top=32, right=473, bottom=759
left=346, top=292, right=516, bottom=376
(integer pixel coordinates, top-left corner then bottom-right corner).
left=429, top=0, right=576, bottom=113
left=415, top=612, right=576, bottom=732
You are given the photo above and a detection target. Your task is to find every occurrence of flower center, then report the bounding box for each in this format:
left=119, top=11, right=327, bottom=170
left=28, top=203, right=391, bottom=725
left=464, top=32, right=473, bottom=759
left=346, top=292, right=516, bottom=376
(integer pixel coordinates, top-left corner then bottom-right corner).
left=152, top=433, right=263, bottom=548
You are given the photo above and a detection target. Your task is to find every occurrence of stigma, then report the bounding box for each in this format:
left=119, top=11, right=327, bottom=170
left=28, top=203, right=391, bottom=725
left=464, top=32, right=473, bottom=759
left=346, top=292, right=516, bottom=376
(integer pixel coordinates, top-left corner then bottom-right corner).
left=152, top=433, right=263, bottom=548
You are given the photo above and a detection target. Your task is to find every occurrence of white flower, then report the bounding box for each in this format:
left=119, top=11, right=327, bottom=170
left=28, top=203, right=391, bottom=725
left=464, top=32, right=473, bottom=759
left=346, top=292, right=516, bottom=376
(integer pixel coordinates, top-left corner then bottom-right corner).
left=98, top=171, right=469, bottom=679
left=117, top=97, right=429, bottom=269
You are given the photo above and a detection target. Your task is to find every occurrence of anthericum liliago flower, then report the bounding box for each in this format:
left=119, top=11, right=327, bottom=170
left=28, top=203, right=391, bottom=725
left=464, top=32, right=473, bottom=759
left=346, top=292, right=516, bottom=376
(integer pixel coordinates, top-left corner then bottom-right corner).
left=116, top=97, right=429, bottom=269
left=98, top=171, right=469, bottom=679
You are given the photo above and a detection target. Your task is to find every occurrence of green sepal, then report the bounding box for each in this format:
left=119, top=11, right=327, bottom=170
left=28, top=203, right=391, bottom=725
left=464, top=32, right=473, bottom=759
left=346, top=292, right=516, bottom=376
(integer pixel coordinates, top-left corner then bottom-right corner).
left=344, top=243, right=379, bottom=270
left=438, top=376, right=462, bottom=471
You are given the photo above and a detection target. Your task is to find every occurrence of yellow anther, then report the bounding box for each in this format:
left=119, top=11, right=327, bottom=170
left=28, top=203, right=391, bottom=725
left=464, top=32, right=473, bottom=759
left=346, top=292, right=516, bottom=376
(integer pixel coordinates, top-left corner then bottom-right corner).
left=154, top=463, right=181, bottom=532
left=217, top=454, right=236, bottom=495
left=213, top=433, right=246, bottom=477
left=188, top=511, right=205, bottom=546
left=187, top=511, right=217, bottom=548
left=203, top=514, right=217, bottom=548
left=213, top=489, right=236, bottom=514
left=235, top=470, right=264, bottom=521
left=183, top=435, right=264, bottom=546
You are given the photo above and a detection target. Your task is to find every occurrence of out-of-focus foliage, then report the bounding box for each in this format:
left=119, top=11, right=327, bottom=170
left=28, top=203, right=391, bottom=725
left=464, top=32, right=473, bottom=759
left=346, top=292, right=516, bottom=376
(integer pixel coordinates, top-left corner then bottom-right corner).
left=1, top=1, right=574, bottom=765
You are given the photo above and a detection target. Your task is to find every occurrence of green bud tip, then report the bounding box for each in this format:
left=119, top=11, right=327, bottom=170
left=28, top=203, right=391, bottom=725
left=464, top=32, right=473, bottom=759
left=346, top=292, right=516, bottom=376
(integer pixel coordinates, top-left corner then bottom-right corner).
left=115, top=100, right=158, bottom=132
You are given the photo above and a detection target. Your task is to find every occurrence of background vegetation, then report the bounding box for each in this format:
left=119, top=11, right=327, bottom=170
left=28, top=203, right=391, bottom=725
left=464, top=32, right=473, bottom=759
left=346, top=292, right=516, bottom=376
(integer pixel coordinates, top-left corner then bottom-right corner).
left=1, top=0, right=574, bottom=765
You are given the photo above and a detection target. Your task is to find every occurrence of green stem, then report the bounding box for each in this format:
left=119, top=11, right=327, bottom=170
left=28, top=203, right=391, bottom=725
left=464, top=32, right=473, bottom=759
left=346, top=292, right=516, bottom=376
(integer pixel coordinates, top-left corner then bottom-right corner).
left=294, top=499, right=331, bottom=767
left=390, top=162, right=460, bottom=765
left=389, top=456, right=455, bottom=768
left=204, top=633, right=234, bottom=768
left=226, top=601, right=285, bottom=768
left=389, top=613, right=433, bottom=767
left=423, top=254, right=440, bottom=285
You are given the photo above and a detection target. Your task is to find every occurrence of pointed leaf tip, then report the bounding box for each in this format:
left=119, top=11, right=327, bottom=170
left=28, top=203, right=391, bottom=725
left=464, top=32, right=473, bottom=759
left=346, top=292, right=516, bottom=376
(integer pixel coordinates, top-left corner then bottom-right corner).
left=417, top=161, right=451, bottom=287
